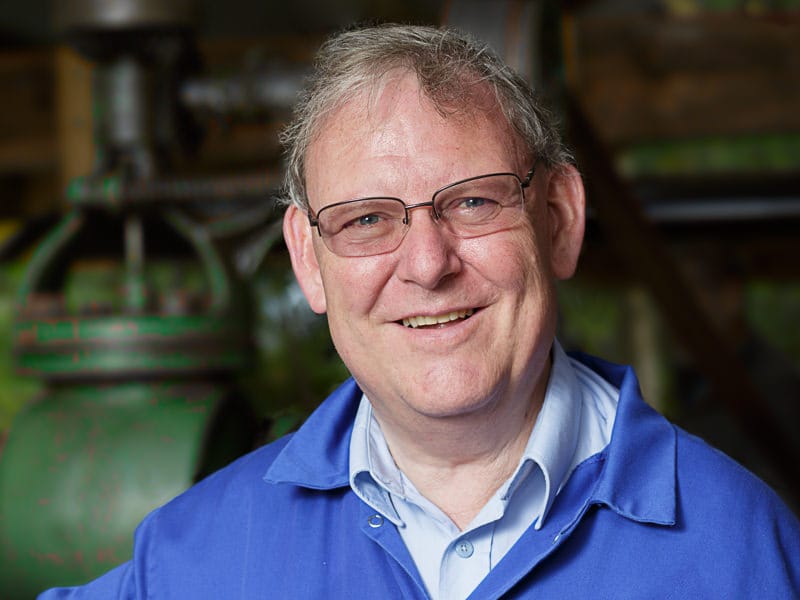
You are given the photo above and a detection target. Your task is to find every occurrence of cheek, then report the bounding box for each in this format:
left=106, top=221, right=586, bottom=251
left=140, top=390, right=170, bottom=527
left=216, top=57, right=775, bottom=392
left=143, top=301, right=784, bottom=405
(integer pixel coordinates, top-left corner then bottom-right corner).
left=319, top=254, right=393, bottom=318
left=516, top=218, right=555, bottom=284
left=460, top=225, right=548, bottom=291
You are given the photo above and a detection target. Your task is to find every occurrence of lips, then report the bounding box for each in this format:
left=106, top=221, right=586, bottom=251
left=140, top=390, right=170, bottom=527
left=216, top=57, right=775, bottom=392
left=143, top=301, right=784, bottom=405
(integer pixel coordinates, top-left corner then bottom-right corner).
left=401, top=309, right=475, bottom=328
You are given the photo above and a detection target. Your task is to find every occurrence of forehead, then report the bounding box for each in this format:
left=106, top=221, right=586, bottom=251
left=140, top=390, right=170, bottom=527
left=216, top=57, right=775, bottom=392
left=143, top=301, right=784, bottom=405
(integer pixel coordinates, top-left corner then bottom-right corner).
left=305, top=73, right=524, bottom=201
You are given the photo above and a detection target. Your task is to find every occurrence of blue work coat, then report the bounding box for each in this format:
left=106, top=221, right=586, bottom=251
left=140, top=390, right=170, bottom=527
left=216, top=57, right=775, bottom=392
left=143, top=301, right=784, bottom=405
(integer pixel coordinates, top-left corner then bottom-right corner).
left=40, top=354, right=800, bottom=599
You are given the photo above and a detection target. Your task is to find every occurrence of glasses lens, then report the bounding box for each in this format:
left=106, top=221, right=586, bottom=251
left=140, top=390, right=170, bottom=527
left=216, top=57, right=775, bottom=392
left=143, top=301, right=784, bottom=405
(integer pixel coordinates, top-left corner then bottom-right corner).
left=317, top=198, right=406, bottom=257
left=433, top=174, right=524, bottom=238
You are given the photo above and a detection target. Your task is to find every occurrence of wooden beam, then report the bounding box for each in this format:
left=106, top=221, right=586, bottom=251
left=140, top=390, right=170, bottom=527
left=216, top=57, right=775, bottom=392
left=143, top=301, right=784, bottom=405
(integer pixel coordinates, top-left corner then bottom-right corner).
left=568, top=14, right=800, bottom=145
left=55, top=46, right=94, bottom=197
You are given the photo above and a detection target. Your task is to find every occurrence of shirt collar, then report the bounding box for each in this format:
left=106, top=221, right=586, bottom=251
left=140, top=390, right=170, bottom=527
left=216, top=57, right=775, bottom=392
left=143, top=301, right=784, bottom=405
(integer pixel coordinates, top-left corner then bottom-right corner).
left=347, top=341, right=589, bottom=529
left=505, top=340, right=584, bottom=528
left=349, top=399, right=404, bottom=524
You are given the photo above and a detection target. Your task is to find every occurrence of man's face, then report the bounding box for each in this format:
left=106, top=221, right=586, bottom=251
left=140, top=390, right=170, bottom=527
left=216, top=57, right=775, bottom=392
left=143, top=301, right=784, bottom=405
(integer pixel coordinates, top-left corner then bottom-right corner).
left=284, top=73, right=584, bottom=431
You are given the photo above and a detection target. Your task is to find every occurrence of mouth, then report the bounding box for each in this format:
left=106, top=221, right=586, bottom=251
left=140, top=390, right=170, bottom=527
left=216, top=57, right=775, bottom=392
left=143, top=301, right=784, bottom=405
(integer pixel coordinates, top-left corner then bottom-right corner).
left=401, top=308, right=476, bottom=329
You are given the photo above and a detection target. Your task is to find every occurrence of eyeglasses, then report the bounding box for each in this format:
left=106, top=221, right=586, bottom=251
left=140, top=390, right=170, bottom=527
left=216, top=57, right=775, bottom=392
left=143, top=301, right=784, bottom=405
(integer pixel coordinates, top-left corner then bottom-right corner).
left=307, top=165, right=536, bottom=257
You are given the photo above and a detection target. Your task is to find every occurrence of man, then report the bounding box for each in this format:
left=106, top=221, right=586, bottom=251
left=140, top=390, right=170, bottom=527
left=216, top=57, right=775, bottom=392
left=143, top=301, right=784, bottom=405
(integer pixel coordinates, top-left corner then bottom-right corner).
left=41, top=23, right=799, bottom=599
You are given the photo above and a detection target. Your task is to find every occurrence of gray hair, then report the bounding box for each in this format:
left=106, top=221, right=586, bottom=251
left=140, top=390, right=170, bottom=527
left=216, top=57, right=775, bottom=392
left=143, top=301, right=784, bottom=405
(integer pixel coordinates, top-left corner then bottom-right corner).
left=279, top=23, right=571, bottom=209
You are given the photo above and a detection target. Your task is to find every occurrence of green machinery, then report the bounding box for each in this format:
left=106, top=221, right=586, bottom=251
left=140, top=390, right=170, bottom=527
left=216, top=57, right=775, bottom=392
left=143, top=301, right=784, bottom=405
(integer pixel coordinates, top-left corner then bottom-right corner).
left=0, top=209, right=256, bottom=597
left=0, top=1, right=280, bottom=596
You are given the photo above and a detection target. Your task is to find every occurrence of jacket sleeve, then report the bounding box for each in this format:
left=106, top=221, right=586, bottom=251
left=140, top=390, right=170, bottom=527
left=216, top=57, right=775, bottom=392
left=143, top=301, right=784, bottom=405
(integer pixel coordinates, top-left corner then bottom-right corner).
left=755, top=488, right=800, bottom=595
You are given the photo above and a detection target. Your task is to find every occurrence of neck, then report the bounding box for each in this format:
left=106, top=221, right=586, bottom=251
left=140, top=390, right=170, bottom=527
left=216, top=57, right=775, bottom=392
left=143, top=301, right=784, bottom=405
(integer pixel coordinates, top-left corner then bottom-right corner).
left=373, top=357, right=551, bottom=529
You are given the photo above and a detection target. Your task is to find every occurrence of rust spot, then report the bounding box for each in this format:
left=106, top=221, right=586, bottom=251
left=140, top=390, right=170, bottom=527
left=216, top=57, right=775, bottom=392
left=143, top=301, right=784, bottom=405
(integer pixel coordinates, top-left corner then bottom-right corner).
left=30, top=550, right=66, bottom=566
left=16, top=329, right=36, bottom=344
left=96, top=547, right=119, bottom=564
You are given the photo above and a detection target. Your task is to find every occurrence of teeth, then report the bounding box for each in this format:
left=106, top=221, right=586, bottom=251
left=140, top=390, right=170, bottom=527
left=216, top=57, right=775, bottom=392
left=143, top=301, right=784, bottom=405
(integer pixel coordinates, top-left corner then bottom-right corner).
left=402, top=309, right=474, bottom=328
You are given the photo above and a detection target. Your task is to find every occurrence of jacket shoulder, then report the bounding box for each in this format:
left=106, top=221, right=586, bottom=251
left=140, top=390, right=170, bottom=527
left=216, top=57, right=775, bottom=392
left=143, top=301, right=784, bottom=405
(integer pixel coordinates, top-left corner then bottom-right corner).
left=671, top=424, right=800, bottom=569
left=673, top=425, right=791, bottom=509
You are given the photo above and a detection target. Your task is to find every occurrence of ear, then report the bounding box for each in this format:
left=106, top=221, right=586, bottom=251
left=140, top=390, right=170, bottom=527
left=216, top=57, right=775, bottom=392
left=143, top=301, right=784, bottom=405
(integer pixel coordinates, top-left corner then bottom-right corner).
left=544, top=164, right=586, bottom=280
left=283, top=204, right=327, bottom=314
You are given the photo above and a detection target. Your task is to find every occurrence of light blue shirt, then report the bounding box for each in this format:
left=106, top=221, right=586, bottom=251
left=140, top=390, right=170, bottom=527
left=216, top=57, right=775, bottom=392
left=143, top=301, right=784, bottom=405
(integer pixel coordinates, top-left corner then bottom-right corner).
left=349, top=340, right=619, bottom=600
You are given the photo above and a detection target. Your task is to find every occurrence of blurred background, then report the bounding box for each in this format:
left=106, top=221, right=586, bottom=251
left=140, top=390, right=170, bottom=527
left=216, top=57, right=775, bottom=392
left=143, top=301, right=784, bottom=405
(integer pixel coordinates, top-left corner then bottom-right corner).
left=0, top=0, right=799, bottom=596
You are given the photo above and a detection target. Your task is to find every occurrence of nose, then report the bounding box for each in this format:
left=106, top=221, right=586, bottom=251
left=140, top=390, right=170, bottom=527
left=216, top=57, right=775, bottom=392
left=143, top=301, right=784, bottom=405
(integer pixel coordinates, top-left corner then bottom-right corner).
left=394, top=205, right=461, bottom=289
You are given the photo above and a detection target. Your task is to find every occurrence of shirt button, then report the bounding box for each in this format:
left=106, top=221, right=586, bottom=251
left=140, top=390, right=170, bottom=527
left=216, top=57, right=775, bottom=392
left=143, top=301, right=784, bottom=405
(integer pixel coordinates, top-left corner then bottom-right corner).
left=455, top=540, right=474, bottom=558
left=367, top=514, right=384, bottom=528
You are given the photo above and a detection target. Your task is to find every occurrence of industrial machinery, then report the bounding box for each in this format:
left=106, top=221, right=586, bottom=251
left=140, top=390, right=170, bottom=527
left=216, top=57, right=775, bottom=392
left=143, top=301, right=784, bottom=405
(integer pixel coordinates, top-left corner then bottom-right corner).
left=0, top=1, right=287, bottom=596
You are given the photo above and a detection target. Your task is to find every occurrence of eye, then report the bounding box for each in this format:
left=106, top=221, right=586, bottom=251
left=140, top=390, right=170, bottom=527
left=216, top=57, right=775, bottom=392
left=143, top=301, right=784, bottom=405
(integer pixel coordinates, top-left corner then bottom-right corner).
left=460, top=196, right=490, bottom=209
left=319, top=198, right=404, bottom=236
left=356, top=214, right=380, bottom=227
left=343, top=212, right=385, bottom=229
left=441, top=195, right=500, bottom=216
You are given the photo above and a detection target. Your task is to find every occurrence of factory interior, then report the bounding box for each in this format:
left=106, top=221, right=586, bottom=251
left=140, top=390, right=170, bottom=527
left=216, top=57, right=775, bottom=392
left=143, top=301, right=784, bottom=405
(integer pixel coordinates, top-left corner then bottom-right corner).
left=0, top=0, right=799, bottom=596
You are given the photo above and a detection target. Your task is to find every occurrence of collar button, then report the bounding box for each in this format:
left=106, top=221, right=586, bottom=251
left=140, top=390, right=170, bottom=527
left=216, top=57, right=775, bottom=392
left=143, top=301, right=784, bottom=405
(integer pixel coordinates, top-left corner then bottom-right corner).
left=455, top=540, right=474, bottom=558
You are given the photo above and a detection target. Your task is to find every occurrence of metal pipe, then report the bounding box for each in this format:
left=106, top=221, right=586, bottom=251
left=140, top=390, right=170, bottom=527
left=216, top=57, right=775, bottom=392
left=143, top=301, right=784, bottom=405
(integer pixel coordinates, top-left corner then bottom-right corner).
left=179, top=66, right=308, bottom=116
left=67, top=172, right=280, bottom=207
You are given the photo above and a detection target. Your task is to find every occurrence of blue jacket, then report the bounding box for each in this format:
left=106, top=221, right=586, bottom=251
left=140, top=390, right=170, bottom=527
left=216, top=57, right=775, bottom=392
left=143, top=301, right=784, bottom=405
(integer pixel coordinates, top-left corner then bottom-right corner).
left=41, top=354, right=800, bottom=599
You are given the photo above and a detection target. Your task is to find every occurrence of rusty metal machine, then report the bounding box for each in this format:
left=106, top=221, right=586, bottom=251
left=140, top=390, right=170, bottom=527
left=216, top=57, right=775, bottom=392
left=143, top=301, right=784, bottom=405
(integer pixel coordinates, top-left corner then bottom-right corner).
left=0, top=1, right=289, bottom=596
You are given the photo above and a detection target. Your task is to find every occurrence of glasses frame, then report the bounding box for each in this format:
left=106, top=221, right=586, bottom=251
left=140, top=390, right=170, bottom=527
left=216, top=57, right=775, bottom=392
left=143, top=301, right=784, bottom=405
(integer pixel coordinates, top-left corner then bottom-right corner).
left=306, top=163, right=537, bottom=256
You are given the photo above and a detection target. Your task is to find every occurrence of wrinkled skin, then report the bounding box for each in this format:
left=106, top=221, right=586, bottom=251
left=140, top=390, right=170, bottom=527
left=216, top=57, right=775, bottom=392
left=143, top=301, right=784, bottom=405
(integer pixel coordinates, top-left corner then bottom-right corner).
left=284, top=72, right=585, bottom=465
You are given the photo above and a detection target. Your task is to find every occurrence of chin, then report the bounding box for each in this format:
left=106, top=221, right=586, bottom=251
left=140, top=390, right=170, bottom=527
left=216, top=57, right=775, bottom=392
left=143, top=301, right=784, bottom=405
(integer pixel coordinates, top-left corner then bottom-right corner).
left=403, top=381, right=504, bottom=420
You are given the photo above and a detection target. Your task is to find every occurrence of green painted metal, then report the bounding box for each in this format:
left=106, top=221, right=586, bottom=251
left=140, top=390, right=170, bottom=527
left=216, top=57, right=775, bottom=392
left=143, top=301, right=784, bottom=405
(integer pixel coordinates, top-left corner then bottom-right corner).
left=164, top=209, right=232, bottom=313
left=617, top=132, right=800, bottom=178
left=124, top=215, right=147, bottom=313
left=16, top=208, right=235, bottom=317
left=14, top=314, right=248, bottom=378
left=14, top=211, right=84, bottom=307
left=2, top=203, right=253, bottom=597
left=0, top=381, right=253, bottom=598
left=66, top=176, right=124, bottom=209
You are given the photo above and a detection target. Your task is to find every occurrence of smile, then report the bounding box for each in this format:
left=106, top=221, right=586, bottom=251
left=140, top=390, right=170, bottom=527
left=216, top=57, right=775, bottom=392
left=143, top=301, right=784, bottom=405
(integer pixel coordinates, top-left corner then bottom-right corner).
left=402, top=309, right=475, bottom=328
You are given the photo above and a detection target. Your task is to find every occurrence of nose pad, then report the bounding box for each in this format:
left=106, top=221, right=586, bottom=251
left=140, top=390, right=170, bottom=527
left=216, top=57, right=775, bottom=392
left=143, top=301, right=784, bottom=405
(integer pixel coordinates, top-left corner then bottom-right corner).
left=403, top=200, right=439, bottom=226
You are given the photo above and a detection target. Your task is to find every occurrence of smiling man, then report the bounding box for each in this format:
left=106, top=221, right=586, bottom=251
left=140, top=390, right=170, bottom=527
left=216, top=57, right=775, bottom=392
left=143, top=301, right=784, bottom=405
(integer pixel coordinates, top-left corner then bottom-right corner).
left=41, top=23, right=799, bottom=600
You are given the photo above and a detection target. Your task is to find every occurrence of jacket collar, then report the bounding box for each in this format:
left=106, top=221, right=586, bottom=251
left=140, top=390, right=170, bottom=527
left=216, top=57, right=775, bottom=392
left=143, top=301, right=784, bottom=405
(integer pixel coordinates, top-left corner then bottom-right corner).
left=263, top=378, right=360, bottom=489
left=575, top=353, right=677, bottom=526
left=264, top=354, right=677, bottom=527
